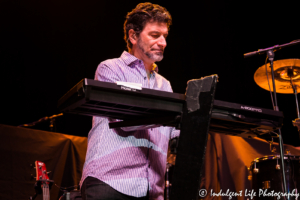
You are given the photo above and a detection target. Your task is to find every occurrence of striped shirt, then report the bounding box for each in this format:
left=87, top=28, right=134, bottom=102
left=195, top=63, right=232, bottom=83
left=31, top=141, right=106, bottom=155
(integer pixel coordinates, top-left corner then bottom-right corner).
left=80, top=51, right=180, bottom=200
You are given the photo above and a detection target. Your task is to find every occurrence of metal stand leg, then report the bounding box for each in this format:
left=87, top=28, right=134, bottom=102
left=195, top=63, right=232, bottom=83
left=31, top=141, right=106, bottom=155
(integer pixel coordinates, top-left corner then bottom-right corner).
left=267, top=50, right=287, bottom=195
left=291, top=80, right=300, bottom=118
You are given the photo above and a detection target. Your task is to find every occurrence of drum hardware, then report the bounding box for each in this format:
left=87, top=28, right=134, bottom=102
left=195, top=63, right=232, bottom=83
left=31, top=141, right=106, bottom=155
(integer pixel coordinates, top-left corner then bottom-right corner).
left=249, top=155, right=300, bottom=199
left=269, top=137, right=277, bottom=153
left=271, top=146, right=277, bottom=153
left=276, top=158, right=280, bottom=170
left=262, top=181, right=271, bottom=189
left=290, top=75, right=300, bottom=131
left=293, top=118, right=300, bottom=131
left=253, top=161, right=259, bottom=174
left=58, top=190, right=82, bottom=200
left=254, top=58, right=300, bottom=133
left=248, top=40, right=300, bottom=194
left=290, top=75, right=300, bottom=119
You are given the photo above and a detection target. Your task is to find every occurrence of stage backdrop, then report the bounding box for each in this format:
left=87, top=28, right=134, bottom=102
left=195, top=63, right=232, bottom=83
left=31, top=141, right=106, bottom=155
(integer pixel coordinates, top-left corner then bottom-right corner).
left=0, top=124, right=87, bottom=200
left=1, top=0, right=300, bottom=146
left=1, top=124, right=300, bottom=200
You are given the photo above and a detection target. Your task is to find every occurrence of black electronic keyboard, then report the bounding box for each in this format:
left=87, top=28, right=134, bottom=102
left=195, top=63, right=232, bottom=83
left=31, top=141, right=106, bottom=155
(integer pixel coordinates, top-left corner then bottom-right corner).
left=58, top=78, right=283, bottom=138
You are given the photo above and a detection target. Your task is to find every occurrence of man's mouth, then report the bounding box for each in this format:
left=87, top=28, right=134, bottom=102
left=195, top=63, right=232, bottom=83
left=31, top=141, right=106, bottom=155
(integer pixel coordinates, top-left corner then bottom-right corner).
left=152, top=49, right=163, bottom=53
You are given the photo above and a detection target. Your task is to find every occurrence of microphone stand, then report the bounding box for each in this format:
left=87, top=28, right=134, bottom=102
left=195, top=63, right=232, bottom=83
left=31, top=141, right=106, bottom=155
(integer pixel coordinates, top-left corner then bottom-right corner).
left=243, top=39, right=300, bottom=195
left=19, top=113, right=63, bottom=132
left=244, top=39, right=300, bottom=58
left=265, top=50, right=287, bottom=194
left=290, top=78, right=300, bottom=119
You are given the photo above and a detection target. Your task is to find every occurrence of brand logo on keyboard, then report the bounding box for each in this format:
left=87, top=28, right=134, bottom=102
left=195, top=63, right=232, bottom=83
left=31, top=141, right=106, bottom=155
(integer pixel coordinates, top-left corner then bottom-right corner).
left=120, top=86, right=137, bottom=92
left=241, top=106, right=262, bottom=113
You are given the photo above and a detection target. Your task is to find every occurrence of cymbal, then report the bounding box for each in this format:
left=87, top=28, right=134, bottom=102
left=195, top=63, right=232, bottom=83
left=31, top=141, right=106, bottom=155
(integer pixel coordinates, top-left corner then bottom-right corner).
left=254, top=59, right=300, bottom=94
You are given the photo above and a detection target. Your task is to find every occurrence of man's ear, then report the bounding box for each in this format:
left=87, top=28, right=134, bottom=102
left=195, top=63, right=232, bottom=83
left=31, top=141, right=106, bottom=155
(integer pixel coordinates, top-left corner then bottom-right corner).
left=128, top=29, right=137, bottom=45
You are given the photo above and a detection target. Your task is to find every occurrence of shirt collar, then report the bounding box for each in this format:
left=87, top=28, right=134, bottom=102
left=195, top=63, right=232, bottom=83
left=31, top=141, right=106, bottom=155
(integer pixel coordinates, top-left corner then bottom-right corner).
left=120, top=51, right=159, bottom=73
left=120, top=51, right=138, bottom=66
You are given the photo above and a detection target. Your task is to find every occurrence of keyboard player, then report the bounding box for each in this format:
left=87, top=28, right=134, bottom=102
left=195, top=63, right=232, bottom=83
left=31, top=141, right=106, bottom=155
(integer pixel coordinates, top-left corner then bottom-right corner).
left=80, top=3, right=180, bottom=200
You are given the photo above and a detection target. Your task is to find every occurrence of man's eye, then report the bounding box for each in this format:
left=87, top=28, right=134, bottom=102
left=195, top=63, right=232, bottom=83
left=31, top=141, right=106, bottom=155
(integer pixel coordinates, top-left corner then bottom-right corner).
left=152, top=35, right=160, bottom=38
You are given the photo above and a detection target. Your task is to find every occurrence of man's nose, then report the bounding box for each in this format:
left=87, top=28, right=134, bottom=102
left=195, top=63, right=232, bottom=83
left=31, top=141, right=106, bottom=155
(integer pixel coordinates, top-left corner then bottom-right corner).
left=157, top=36, right=167, bottom=48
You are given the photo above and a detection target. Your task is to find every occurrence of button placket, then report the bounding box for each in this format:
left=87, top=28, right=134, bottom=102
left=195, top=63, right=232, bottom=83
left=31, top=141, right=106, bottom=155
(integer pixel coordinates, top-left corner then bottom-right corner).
left=150, top=75, right=155, bottom=89
left=137, top=61, right=149, bottom=87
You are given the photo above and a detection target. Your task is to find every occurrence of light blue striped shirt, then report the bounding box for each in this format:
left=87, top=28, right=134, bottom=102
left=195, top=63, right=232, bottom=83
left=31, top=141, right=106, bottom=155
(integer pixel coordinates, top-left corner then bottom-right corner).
left=81, top=51, right=180, bottom=200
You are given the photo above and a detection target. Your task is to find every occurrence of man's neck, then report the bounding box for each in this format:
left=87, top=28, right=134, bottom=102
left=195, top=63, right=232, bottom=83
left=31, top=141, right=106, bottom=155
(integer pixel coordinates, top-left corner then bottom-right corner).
left=130, top=49, right=153, bottom=79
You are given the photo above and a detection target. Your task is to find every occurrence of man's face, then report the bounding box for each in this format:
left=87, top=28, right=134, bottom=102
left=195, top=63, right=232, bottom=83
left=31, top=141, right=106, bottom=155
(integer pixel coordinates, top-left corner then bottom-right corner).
left=136, top=21, right=168, bottom=62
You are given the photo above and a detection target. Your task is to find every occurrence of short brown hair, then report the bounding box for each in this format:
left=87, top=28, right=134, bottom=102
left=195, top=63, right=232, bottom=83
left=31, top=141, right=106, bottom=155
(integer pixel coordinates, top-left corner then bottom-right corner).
left=123, top=2, right=172, bottom=51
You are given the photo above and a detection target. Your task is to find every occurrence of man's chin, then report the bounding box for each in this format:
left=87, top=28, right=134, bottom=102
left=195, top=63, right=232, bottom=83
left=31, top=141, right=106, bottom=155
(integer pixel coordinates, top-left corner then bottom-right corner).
left=146, top=52, right=164, bottom=62
left=153, top=55, right=163, bottom=62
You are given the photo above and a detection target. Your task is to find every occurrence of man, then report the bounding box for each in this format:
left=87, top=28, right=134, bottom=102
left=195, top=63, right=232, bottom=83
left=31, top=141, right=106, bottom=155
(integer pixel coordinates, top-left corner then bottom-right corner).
left=80, top=3, right=179, bottom=200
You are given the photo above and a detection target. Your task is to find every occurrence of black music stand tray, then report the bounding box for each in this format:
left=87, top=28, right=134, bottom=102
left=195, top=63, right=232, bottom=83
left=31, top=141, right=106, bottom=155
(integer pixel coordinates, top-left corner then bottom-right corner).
left=170, top=75, right=218, bottom=200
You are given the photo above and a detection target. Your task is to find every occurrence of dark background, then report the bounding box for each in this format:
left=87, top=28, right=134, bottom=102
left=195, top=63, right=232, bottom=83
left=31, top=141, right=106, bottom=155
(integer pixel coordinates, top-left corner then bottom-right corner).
left=1, top=0, right=300, bottom=145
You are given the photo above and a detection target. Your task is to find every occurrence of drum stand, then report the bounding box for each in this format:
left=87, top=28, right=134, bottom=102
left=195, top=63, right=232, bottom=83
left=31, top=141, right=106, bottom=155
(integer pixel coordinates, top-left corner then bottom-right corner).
left=266, top=49, right=287, bottom=195
left=291, top=78, right=300, bottom=132
left=291, top=81, right=300, bottom=119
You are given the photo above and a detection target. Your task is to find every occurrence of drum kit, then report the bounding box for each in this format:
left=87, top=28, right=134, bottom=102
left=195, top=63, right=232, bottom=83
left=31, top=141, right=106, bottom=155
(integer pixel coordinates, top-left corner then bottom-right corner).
left=250, top=59, right=300, bottom=199
left=166, top=40, right=300, bottom=199
left=248, top=154, right=300, bottom=200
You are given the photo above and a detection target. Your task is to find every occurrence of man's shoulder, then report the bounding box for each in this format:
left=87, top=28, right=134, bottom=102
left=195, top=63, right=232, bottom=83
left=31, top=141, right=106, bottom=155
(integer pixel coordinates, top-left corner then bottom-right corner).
left=97, top=51, right=135, bottom=70
left=96, top=57, right=129, bottom=76
left=98, top=57, right=124, bottom=68
left=94, top=56, right=127, bottom=82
